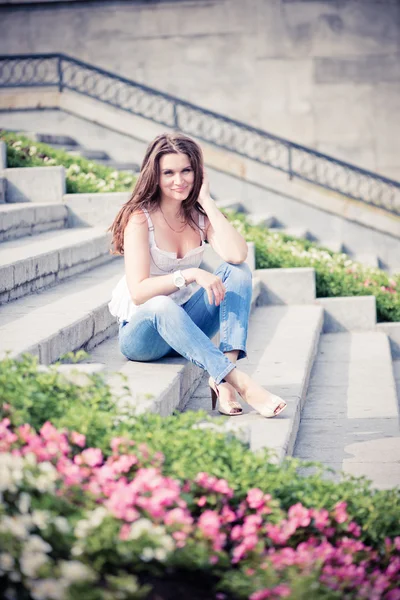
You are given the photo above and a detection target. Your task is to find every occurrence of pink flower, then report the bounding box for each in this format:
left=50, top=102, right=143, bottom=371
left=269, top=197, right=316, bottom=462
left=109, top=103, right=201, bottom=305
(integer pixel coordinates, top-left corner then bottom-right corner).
left=119, top=523, right=131, bottom=540
left=70, top=431, right=86, bottom=447
left=347, top=521, right=361, bottom=537
left=247, top=488, right=265, bottom=509
left=312, top=508, right=330, bottom=531
left=213, top=478, right=233, bottom=497
left=288, top=503, right=311, bottom=527
left=273, top=585, right=291, bottom=598
left=197, top=496, right=207, bottom=507
left=78, top=448, right=103, bottom=467
left=333, top=501, right=349, bottom=524
left=198, top=510, right=221, bottom=539
left=164, top=508, right=193, bottom=527
left=221, top=505, right=236, bottom=524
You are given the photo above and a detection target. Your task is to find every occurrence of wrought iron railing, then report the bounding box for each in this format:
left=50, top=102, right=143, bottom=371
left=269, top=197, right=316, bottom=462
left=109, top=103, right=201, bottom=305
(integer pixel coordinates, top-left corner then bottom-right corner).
left=1, top=52, right=400, bottom=215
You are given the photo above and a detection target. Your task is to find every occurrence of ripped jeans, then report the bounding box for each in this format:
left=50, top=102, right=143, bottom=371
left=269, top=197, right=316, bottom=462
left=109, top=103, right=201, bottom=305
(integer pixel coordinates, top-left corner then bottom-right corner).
left=119, top=261, right=252, bottom=385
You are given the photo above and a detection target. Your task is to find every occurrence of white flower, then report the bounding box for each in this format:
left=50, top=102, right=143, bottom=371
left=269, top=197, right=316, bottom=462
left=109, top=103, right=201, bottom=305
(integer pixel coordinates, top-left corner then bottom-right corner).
left=24, top=452, right=37, bottom=467
left=67, top=164, right=80, bottom=175
left=74, top=519, right=90, bottom=539
left=20, top=551, right=49, bottom=577
left=110, top=170, right=118, bottom=179
left=0, top=552, right=14, bottom=572
left=53, top=517, right=70, bottom=534
left=159, top=534, right=175, bottom=553
left=71, top=544, right=83, bottom=557
left=88, top=506, right=108, bottom=528
left=59, top=560, right=96, bottom=583
left=18, top=492, right=31, bottom=514
left=29, top=578, right=67, bottom=600
left=25, top=534, right=52, bottom=554
left=0, top=465, right=14, bottom=493
left=29, top=146, right=37, bottom=156
left=140, top=547, right=155, bottom=562
left=153, top=547, right=167, bottom=561
left=128, top=518, right=154, bottom=540
left=0, top=516, right=30, bottom=540
left=31, top=510, right=50, bottom=529
left=74, top=506, right=108, bottom=538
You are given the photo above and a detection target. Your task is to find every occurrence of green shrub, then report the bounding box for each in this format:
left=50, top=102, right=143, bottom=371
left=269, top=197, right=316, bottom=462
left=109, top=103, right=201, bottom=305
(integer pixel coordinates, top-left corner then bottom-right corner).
left=1, top=354, right=399, bottom=553
left=0, top=130, right=136, bottom=194
left=225, top=212, right=400, bottom=322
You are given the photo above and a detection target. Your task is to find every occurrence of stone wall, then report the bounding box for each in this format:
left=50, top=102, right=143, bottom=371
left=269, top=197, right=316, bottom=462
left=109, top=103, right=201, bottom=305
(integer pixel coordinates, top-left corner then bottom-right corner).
left=0, top=0, right=399, bottom=178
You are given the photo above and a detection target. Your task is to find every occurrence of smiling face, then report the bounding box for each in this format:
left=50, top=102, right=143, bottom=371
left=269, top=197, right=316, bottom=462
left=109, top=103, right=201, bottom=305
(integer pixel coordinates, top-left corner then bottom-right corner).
left=158, top=152, right=195, bottom=205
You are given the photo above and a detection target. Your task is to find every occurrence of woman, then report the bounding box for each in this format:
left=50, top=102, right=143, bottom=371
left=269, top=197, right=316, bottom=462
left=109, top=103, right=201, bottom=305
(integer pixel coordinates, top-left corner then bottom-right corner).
left=109, top=133, right=286, bottom=418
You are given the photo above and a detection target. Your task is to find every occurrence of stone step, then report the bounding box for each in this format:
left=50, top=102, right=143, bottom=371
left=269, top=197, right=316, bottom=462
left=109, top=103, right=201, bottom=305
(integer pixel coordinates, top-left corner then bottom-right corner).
left=0, top=258, right=124, bottom=363
left=65, top=148, right=111, bottom=161
left=184, top=303, right=324, bottom=461
left=84, top=277, right=262, bottom=417
left=215, top=199, right=247, bottom=213
left=246, top=212, right=279, bottom=228
left=352, top=253, right=380, bottom=268
left=319, top=239, right=344, bottom=254
left=0, top=178, right=5, bottom=204
left=0, top=202, right=68, bottom=242
left=15, top=131, right=79, bottom=147
left=278, top=226, right=312, bottom=240
left=95, top=160, right=140, bottom=173
left=0, top=227, right=113, bottom=304
left=294, top=332, right=400, bottom=489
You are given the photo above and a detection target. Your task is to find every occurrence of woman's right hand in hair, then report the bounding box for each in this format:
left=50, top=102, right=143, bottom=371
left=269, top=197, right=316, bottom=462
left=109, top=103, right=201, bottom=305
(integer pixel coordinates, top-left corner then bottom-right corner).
left=193, top=269, right=226, bottom=306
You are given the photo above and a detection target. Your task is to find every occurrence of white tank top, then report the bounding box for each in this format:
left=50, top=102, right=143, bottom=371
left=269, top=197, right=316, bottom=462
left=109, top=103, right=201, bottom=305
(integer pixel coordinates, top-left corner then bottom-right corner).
left=108, top=208, right=206, bottom=323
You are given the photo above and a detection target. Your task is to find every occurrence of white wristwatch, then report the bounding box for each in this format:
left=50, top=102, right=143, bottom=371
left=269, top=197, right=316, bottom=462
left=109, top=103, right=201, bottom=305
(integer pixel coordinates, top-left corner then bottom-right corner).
left=173, top=270, right=186, bottom=289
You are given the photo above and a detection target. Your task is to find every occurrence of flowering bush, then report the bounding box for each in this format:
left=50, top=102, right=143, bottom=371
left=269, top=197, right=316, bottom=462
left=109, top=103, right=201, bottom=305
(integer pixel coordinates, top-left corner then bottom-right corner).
left=226, top=212, right=400, bottom=323
left=0, top=131, right=136, bottom=194
left=1, top=354, right=400, bottom=560
left=1, top=416, right=399, bottom=600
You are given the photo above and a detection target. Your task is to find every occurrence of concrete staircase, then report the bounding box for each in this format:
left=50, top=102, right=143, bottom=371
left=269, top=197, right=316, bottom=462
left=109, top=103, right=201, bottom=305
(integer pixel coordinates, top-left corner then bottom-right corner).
left=0, top=152, right=399, bottom=489
left=226, top=204, right=382, bottom=268
left=294, top=331, right=400, bottom=489
left=1, top=109, right=399, bottom=272
left=8, top=131, right=141, bottom=175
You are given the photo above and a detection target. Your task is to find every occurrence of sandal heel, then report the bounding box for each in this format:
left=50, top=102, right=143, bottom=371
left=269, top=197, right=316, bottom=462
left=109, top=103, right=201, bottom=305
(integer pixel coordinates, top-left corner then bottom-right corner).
left=210, top=386, right=218, bottom=411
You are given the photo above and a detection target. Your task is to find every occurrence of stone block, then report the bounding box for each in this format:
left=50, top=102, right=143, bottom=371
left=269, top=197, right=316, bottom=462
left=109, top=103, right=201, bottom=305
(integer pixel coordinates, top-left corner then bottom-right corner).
left=376, top=322, right=400, bottom=358
left=316, top=296, right=376, bottom=332
left=5, top=166, right=66, bottom=204
left=91, top=303, right=115, bottom=337
left=64, top=192, right=129, bottom=228
left=42, top=315, right=95, bottom=365
left=0, top=265, right=14, bottom=293
left=0, top=178, right=5, bottom=204
left=255, top=268, right=316, bottom=305
left=0, top=141, right=6, bottom=170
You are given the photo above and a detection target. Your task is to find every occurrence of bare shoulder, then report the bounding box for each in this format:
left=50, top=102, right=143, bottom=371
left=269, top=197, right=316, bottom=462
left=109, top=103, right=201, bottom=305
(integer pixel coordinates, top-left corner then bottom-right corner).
left=125, top=208, right=148, bottom=232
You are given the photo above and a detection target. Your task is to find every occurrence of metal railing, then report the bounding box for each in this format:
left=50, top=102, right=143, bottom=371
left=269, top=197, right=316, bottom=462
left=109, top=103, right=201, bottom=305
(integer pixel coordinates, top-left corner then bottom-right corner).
left=1, top=52, right=399, bottom=215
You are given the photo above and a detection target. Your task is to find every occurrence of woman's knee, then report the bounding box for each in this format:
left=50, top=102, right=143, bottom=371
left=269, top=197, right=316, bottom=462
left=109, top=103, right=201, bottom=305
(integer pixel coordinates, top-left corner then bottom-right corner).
left=223, top=261, right=252, bottom=283
left=145, top=295, right=179, bottom=315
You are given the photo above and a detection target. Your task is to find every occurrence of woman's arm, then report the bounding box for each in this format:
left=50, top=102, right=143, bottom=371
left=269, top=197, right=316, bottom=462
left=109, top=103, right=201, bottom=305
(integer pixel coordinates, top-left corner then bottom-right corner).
left=124, top=210, right=225, bottom=305
left=200, top=178, right=248, bottom=264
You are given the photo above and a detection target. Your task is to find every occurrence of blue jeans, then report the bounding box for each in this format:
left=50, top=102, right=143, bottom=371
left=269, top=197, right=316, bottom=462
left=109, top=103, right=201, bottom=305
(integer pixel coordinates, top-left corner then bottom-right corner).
left=119, top=262, right=252, bottom=385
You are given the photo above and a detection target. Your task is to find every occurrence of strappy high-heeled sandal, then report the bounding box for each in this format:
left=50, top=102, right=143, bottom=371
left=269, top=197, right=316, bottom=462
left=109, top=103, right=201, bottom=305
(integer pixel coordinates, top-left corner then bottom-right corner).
left=237, top=390, right=287, bottom=418
left=209, top=377, right=243, bottom=416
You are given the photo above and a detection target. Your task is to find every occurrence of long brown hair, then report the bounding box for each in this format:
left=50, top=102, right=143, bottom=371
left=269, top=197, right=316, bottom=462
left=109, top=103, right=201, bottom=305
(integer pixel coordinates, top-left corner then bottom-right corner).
left=109, top=132, right=206, bottom=255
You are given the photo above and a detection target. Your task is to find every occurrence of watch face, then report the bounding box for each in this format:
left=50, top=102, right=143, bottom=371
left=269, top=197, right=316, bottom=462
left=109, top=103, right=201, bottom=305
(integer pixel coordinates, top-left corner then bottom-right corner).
left=174, top=272, right=185, bottom=287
